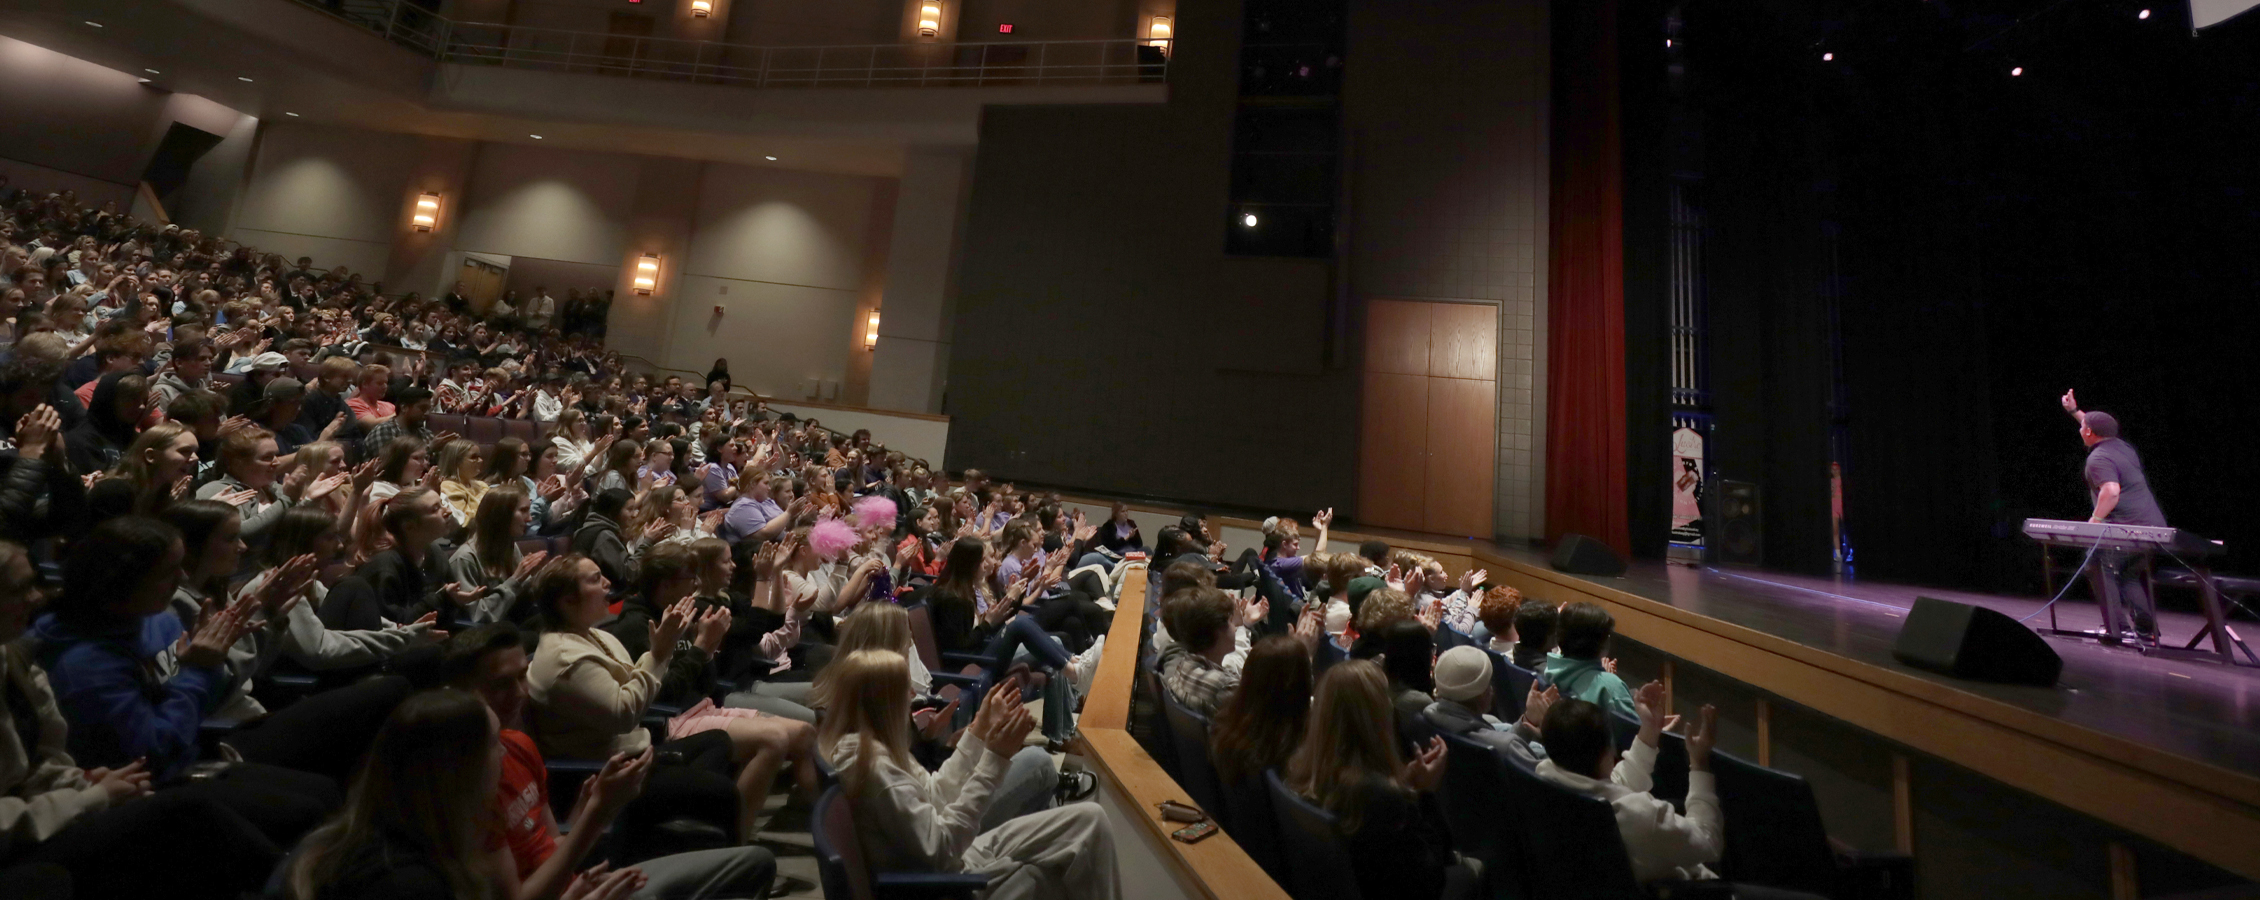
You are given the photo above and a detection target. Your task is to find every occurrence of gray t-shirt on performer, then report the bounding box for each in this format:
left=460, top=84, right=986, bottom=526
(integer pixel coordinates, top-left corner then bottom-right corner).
left=2084, top=438, right=2166, bottom=527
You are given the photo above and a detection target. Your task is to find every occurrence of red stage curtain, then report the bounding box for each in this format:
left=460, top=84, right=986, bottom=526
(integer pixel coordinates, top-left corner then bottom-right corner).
left=1545, top=0, right=1631, bottom=555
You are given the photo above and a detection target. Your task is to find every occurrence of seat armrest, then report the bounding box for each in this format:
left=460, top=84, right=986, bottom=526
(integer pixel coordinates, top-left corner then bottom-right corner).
left=872, top=871, right=993, bottom=899
left=930, top=672, right=981, bottom=689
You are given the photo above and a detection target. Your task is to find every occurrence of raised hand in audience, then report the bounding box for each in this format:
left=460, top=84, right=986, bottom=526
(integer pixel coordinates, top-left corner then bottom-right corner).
left=692, top=604, right=731, bottom=655
left=85, top=759, right=153, bottom=804
left=1602, top=655, right=1618, bottom=674
left=317, top=412, right=347, bottom=442
left=916, top=697, right=961, bottom=741
left=1460, top=568, right=1488, bottom=594
left=514, top=550, right=552, bottom=582
left=969, top=673, right=1024, bottom=746
left=251, top=553, right=322, bottom=616
left=169, top=474, right=193, bottom=502
left=211, top=488, right=260, bottom=508
left=648, top=597, right=695, bottom=662
left=561, top=862, right=645, bottom=900
left=1403, top=736, right=1447, bottom=792
left=216, top=415, right=253, bottom=440
left=1520, top=685, right=1561, bottom=732
left=1312, top=507, right=1334, bottom=530
left=575, top=748, right=654, bottom=827
left=303, top=472, right=349, bottom=504
left=1633, top=680, right=1670, bottom=748
left=641, top=518, right=675, bottom=544
left=1384, top=563, right=1406, bottom=592
left=1685, top=704, right=1719, bottom=771
left=1293, top=602, right=1324, bottom=653
left=181, top=593, right=261, bottom=669
left=10, top=404, right=60, bottom=462
left=1416, top=597, right=1442, bottom=633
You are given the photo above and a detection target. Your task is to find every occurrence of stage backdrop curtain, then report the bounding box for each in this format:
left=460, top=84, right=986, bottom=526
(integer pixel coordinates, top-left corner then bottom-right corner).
left=1544, top=0, right=1631, bottom=555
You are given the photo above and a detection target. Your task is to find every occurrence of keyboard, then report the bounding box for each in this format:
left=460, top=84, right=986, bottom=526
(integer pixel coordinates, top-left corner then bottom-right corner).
left=2021, top=518, right=2223, bottom=557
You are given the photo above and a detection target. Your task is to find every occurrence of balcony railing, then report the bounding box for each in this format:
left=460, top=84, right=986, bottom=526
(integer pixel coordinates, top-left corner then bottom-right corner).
left=291, top=0, right=1171, bottom=88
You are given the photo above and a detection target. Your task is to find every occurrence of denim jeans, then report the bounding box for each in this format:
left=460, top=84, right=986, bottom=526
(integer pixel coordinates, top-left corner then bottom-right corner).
left=979, top=746, right=1060, bottom=833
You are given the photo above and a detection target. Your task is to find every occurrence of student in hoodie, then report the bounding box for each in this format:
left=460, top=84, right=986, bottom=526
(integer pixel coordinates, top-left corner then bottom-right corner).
left=60, top=371, right=145, bottom=476
left=26, top=517, right=338, bottom=847
left=148, top=337, right=210, bottom=408
left=0, top=540, right=282, bottom=900
left=1544, top=601, right=1634, bottom=720
left=1536, top=686, right=1727, bottom=886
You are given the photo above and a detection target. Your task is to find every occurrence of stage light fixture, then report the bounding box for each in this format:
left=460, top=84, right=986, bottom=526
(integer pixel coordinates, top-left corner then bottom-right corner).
left=136, top=78, right=150, bottom=84
left=144, top=68, right=160, bottom=74
left=691, top=0, right=711, bottom=15
left=1149, top=16, right=1172, bottom=48
left=285, top=112, right=300, bottom=117
left=1242, top=213, right=1259, bottom=227
left=2138, top=8, right=2151, bottom=18
left=865, top=310, right=881, bottom=349
left=238, top=76, right=254, bottom=82
left=634, top=254, right=661, bottom=294
left=1665, top=38, right=1672, bottom=47
left=765, top=155, right=777, bottom=160
left=919, top=2, right=941, bottom=37
left=2010, top=66, right=2024, bottom=76
left=411, top=192, right=442, bottom=232
left=1822, top=52, right=1834, bottom=61
left=530, top=134, right=544, bottom=139
left=83, top=20, right=101, bottom=28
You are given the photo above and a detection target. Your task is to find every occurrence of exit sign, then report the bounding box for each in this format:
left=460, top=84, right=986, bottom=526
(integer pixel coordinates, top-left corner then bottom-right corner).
left=998, top=23, right=1013, bottom=33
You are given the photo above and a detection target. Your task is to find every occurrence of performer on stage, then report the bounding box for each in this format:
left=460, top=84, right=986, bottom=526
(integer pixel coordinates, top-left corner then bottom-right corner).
left=2061, top=389, right=2168, bottom=644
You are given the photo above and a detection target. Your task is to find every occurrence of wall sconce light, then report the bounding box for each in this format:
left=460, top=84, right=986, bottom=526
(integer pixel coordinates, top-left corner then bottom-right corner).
left=690, top=0, right=711, bottom=16
left=918, top=2, right=941, bottom=37
left=633, top=254, right=661, bottom=295
left=1148, top=16, right=1172, bottom=48
left=865, top=310, right=881, bottom=350
left=411, top=192, right=441, bottom=232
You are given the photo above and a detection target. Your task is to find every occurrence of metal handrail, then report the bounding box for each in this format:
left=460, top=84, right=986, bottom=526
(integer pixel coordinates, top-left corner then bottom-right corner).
left=289, top=0, right=1170, bottom=89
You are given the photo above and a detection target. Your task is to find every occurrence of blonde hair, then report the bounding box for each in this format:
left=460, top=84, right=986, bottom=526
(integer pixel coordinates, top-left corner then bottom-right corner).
left=1354, top=588, right=1414, bottom=636
left=816, top=649, right=915, bottom=802
left=812, top=603, right=915, bottom=711
left=1286, top=660, right=1409, bottom=834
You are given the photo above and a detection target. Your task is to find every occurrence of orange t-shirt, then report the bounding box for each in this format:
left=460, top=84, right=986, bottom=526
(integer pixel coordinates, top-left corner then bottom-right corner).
left=495, top=729, right=556, bottom=878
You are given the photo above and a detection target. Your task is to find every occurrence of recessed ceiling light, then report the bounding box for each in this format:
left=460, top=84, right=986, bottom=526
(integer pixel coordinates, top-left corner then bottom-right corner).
left=83, top=20, right=102, bottom=28
left=238, top=76, right=254, bottom=82
left=144, top=68, right=160, bottom=75
left=765, top=156, right=777, bottom=161
left=136, top=78, right=150, bottom=84
left=284, top=112, right=299, bottom=117
left=529, top=134, right=544, bottom=139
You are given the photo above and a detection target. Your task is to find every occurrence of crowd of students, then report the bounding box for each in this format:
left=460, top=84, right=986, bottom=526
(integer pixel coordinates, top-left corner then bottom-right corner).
left=1150, top=516, right=1822, bottom=900
left=0, top=187, right=1125, bottom=900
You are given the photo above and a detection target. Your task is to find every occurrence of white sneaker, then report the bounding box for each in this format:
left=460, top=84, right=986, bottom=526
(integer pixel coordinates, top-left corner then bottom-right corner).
left=1069, top=635, right=1107, bottom=696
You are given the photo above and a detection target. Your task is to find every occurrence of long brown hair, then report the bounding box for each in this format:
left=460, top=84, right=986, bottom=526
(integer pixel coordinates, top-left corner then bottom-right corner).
left=288, top=690, right=498, bottom=900
left=468, top=485, right=528, bottom=576
left=1286, top=660, right=1409, bottom=834
left=815, top=649, right=915, bottom=801
left=1210, top=635, right=1314, bottom=786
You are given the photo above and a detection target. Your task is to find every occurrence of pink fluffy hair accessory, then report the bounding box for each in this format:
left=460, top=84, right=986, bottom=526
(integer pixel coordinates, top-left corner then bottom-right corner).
left=810, top=518, right=859, bottom=561
left=852, top=496, right=898, bottom=532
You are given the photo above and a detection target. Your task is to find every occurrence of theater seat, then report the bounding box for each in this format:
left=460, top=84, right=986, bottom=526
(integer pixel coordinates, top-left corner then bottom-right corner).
left=1219, top=770, right=1286, bottom=884
left=812, top=785, right=989, bottom=900
left=1159, top=687, right=1227, bottom=828
left=1712, top=751, right=1914, bottom=900
left=1489, top=653, right=1534, bottom=724
left=1610, top=709, right=1690, bottom=809
left=502, top=418, right=538, bottom=445
left=1499, top=754, right=1735, bottom=900
left=1265, top=769, right=1364, bottom=900
left=465, top=416, right=503, bottom=448
left=1136, top=660, right=1182, bottom=783
left=428, top=413, right=467, bottom=439
left=900, top=603, right=983, bottom=695
left=1435, top=729, right=1524, bottom=900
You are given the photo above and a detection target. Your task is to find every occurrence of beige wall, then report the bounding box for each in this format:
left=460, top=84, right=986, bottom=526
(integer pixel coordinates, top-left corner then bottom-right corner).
left=230, top=122, right=911, bottom=402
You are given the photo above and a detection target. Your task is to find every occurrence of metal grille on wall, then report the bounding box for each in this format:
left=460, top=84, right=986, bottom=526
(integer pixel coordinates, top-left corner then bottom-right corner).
left=1667, top=181, right=1710, bottom=556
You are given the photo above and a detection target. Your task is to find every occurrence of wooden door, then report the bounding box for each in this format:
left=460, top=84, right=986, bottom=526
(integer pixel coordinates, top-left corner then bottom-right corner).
left=1358, top=299, right=1498, bottom=536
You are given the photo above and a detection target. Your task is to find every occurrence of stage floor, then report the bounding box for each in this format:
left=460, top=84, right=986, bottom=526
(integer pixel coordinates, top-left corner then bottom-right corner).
left=1483, top=546, right=2260, bottom=779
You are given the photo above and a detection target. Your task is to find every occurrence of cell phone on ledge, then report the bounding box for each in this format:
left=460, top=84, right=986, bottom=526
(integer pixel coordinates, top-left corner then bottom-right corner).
left=1171, top=820, right=1220, bottom=844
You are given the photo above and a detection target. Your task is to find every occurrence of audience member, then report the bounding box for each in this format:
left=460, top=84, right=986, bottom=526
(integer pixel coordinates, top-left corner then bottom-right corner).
left=1537, top=685, right=1724, bottom=884
left=1546, top=601, right=1634, bottom=719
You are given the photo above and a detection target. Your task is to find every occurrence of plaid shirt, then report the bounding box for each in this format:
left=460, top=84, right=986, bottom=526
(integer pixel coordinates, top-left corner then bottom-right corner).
left=361, top=416, right=435, bottom=459
left=1158, top=643, right=1240, bottom=718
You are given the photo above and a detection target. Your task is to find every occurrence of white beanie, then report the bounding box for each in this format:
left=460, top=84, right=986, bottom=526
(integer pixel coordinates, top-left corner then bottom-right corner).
left=1433, top=645, right=1494, bottom=703
left=1324, top=599, right=1351, bottom=635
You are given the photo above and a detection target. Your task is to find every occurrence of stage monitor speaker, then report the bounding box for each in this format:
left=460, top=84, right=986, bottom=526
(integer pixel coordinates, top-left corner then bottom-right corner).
left=1706, top=478, right=1763, bottom=566
left=1892, top=596, right=2061, bottom=687
left=1551, top=534, right=1627, bottom=578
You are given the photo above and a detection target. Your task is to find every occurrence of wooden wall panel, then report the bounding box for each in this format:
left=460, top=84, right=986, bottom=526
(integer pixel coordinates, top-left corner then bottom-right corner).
left=1358, top=371, right=1431, bottom=530
left=1429, top=301, right=1498, bottom=380
left=1425, top=376, right=1498, bottom=536
left=1364, top=299, right=1433, bottom=376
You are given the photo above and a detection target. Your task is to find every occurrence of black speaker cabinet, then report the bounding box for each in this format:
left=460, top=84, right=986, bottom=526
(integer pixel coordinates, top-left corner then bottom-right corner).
left=1706, top=478, right=1763, bottom=566
left=1551, top=533, right=1627, bottom=578
left=1892, top=596, right=2062, bottom=687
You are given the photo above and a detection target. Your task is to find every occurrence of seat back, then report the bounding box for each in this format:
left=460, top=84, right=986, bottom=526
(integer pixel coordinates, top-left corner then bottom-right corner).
left=1607, top=709, right=1689, bottom=808
left=902, top=602, right=946, bottom=674
left=1219, top=769, right=1286, bottom=881
left=1137, top=660, right=1182, bottom=782
left=502, top=418, right=539, bottom=445
left=1712, top=750, right=1839, bottom=895
left=1500, top=754, right=1646, bottom=900
left=1490, top=652, right=1533, bottom=723
left=1265, top=768, right=1364, bottom=900
left=466, top=416, right=504, bottom=448
left=1158, top=687, right=1227, bottom=827
left=811, top=786, right=877, bottom=900
left=1435, top=728, right=1527, bottom=900
left=428, top=412, right=467, bottom=440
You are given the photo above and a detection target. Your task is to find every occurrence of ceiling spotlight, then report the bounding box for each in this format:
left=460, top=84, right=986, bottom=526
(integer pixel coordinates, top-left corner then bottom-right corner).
left=144, top=68, right=160, bottom=75
left=238, top=76, right=254, bottom=82
left=529, top=134, right=544, bottom=139
left=1822, top=52, right=1834, bottom=61
left=765, top=156, right=777, bottom=161
left=83, top=20, right=102, bottom=27
left=1664, top=39, right=1673, bottom=47
left=2138, top=8, right=2151, bottom=18
left=285, top=112, right=299, bottom=117
left=1242, top=213, right=1259, bottom=227
left=136, top=78, right=150, bottom=84
left=2010, top=66, right=2024, bottom=76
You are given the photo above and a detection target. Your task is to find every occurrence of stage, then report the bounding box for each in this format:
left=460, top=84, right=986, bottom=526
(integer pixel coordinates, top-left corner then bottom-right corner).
left=1486, top=549, right=2260, bottom=778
